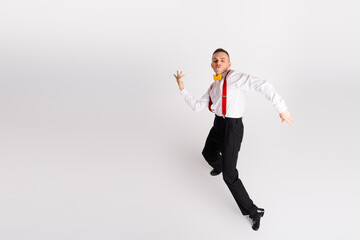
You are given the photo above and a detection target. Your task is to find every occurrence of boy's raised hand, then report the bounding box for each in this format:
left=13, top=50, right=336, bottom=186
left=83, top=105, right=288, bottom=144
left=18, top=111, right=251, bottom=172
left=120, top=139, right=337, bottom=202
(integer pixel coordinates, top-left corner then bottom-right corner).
left=174, top=70, right=185, bottom=91
left=279, top=109, right=294, bottom=125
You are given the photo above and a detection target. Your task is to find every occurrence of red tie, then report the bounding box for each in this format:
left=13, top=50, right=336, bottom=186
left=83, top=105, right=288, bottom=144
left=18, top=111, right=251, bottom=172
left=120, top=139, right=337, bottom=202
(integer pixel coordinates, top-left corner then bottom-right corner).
left=208, top=70, right=231, bottom=117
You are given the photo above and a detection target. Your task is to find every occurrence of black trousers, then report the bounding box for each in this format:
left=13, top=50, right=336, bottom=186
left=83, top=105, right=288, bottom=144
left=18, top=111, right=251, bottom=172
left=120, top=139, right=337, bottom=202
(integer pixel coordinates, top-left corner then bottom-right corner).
left=202, top=115, right=258, bottom=217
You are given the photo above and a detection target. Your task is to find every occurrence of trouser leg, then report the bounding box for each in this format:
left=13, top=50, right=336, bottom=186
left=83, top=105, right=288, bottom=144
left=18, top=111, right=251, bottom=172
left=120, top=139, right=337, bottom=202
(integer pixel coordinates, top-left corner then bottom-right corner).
left=202, top=124, right=222, bottom=173
left=220, top=117, right=258, bottom=216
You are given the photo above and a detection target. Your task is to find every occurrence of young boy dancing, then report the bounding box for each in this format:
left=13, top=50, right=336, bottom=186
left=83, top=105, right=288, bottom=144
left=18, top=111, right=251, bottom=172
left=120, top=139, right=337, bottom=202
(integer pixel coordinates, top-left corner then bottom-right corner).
left=173, top=48, right=294, bottom=231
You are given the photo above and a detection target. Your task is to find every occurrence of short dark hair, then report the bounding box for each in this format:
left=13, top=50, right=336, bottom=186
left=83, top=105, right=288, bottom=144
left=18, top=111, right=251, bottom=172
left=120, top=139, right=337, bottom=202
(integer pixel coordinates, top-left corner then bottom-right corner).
left=212, top=48, right=230, bottom=60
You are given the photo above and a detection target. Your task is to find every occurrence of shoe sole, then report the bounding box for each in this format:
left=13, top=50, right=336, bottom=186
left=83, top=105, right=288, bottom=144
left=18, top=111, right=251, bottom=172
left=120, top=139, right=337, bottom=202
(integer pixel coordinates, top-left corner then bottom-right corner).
left=210, top=172, right=221, bottom=176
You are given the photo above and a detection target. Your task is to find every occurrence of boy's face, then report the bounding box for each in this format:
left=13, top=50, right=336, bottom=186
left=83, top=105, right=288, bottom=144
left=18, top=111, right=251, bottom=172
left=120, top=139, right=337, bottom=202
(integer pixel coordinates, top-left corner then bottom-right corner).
left=211, top=52, right=231, bottom=75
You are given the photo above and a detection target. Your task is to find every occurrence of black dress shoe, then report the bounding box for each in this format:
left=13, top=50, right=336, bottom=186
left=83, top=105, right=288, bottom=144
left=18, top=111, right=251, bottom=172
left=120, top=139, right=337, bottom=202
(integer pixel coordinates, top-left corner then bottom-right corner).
left=210, top=169, right=221, bottom=176
left=250, top=208, right=265, bottom=231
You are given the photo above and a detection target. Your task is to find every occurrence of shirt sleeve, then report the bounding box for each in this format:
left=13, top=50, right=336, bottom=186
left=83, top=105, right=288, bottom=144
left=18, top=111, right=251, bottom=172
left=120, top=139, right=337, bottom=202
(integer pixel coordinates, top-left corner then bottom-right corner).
left=231, top=71, right=288, bottom=113
left=179, top=87, right=211, bottom=112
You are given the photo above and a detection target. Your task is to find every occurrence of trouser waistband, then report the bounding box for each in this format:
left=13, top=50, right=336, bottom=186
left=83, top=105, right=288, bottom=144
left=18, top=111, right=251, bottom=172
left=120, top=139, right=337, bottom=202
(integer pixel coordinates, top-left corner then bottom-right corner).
left=215, top=115, right=242, bottom=121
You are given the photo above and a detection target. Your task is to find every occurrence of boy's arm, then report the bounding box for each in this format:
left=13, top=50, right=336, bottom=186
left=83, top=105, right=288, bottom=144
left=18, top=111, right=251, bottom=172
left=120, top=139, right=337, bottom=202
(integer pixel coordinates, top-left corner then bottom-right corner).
left=174, top=70, right=210, bottom=112
left=232, top=71, right=294, bottom=124
left=180, top=88, right=210, bottom=112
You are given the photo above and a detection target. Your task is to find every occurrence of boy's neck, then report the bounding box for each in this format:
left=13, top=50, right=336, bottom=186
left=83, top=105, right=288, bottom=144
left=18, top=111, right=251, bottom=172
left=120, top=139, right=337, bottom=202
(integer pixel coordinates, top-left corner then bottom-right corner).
left=215, top=68, right=230, bottom=75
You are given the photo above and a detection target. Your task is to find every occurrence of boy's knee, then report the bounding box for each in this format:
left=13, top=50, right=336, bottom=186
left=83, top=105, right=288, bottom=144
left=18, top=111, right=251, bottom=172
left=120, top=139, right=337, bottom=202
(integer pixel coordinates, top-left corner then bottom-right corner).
left=201, top=149, right=208, bottom=158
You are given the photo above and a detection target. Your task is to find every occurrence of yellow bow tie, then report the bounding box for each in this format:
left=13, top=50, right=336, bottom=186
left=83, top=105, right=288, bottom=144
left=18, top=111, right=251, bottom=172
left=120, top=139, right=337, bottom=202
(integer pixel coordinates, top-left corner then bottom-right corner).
left=213, top=74, right=222, bottom=81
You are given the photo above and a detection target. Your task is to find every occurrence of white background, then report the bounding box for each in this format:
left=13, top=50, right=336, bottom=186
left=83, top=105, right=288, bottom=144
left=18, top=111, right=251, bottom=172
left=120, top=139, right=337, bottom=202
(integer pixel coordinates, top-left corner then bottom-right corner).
left=1, top=0, right=359, bottom=239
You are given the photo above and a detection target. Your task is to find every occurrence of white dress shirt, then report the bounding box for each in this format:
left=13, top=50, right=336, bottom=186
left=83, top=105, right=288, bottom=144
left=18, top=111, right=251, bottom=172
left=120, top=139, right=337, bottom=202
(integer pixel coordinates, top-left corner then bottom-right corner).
left=180, top=69, right=288, bottom=118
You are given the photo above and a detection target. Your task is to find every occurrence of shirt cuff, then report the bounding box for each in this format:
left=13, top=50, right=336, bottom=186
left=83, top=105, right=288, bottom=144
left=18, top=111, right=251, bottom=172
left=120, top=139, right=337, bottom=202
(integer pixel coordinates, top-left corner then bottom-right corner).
left=276, top=102, right=288, bottom=114
left=180, top=88, right=189, bottom=96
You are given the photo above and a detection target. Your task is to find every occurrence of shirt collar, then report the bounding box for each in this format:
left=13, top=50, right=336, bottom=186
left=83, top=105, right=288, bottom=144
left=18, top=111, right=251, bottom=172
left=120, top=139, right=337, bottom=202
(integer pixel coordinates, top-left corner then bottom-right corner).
left=221, top=68, right=231, bottom=78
